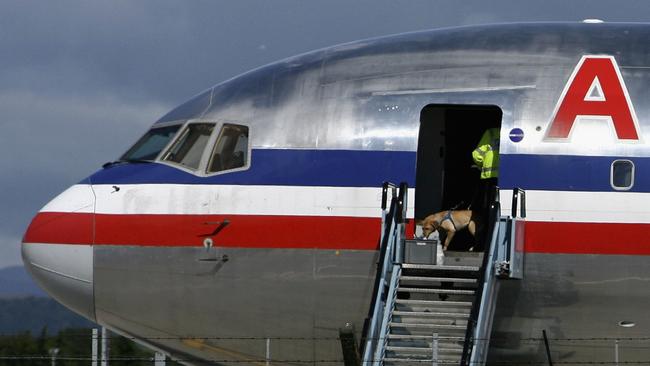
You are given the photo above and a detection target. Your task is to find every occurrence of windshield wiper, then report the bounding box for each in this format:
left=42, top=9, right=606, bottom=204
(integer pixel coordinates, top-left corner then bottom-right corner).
left=102, top=158, right=153, bottom=168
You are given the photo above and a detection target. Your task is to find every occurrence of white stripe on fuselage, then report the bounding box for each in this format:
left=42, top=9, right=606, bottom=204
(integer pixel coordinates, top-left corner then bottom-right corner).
left=501, top=189, right=650, bottom=224
left=42, top=184, right=650, bottom=224
left=40, top=184, right=95, bottom=214
left=44, top=184, right=417, bottom=218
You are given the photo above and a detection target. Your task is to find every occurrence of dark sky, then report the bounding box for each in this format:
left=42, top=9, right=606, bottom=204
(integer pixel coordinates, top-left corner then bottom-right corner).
left=3, top=1, right=650, bottom=267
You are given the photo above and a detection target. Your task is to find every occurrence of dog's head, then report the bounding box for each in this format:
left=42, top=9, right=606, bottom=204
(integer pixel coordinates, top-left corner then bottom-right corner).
left=418, top=215, right=440, bottom=239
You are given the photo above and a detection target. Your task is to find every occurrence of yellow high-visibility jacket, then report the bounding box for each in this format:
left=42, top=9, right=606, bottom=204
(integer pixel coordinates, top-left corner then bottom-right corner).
left=472, top=128, right=500, bottom=179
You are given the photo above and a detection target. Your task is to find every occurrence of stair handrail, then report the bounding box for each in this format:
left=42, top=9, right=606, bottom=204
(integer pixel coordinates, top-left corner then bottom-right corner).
left=460, top=187, right=528, bottom=364
left=511, top=188, right=526, bottom=219
left=373, top=263, right=402, bottom=363
left=460, top=189, right=501, bottom=365
left=394, top=182, right=408, bottom=263
left=468, top=199, right=503, bottom=365
left=380, top=182, right=398, bottom=245
left=362, top=182, right=407, bottom=365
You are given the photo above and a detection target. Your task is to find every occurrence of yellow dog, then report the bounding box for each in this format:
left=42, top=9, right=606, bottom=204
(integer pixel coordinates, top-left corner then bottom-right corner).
left=418, top=210, right=480, bottom=251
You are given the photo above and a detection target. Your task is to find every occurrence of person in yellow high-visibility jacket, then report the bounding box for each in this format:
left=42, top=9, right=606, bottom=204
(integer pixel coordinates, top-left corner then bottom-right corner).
left=472, top=127, right=500, bottom=179
left=472, top=128, right=500, bottom=211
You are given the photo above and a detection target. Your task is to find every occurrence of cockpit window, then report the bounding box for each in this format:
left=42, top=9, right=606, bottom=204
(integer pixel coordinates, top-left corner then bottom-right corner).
left=121, top=124, right=181, bottom=161
left=162, top=123, right=215, bottom=170
left=207, top=124, right=249, bottom=173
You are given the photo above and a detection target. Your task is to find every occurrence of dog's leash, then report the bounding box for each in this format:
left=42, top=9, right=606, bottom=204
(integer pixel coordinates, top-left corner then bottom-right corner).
left=449, top=201, right=467, bottom=210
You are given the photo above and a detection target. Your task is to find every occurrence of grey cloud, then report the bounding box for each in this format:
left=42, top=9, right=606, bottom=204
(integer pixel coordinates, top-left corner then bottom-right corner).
left=0, top=90, right=167, bottom=249
left=3, top=1, right=649, bottom=103
left=0, top=234, right=21, bottom=269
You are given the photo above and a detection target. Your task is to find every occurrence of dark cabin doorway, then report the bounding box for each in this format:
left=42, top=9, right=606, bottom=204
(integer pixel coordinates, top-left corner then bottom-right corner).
left=415, top=105, right=502, bottom=250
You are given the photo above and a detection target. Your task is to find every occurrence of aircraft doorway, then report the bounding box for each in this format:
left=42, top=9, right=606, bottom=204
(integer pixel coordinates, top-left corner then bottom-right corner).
left=415, top=105, right=502, bottom=250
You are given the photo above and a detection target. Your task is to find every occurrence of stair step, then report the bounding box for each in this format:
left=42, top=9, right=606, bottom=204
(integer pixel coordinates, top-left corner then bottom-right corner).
left=398, top=287, right=475, bottom=295
left=402, top=263, right=479, bottom=271
left=395, top=300, right=473, bottom=313
left=444, top=251, right=484, bottom=266
left=393, top=310, right=470, bottom=318
left=391, top=317, right=468, bottom=326
left=390, top=322, right=467, bottom=331
left=389, top=342, right=464, bottom=349
left=386, top=345, right=463, bottom=354
left=388, top=334, right=465, bottom=341
left=387, top=335, right=465, bottom=346
left=383, top=356, right=461, bottom=364
left=396, top=299, right=473, bottom=306
left=386, top=345, right=433, bottom=353
left=400, top=276, right=478, bottom=284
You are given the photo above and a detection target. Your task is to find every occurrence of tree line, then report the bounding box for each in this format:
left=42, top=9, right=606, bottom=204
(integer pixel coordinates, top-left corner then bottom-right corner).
left=0, top=327, right=179, bottom=365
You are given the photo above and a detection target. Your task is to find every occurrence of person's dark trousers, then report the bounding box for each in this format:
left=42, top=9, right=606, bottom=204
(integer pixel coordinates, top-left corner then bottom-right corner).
left=472, top=178, right=498, bottom=212
left=472, top=177, right=497, bottom=250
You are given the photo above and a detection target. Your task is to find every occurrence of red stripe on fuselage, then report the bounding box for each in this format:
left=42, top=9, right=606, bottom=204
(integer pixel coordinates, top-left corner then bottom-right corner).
left=23, top=212, right=94, bottom=245
left=24, top=212, right=650, bottom=255
left=524, top=221, right=650, bottom=255
left=24, top=212, right=385, bottom=250
left=95, top=213, right=385, bottom=249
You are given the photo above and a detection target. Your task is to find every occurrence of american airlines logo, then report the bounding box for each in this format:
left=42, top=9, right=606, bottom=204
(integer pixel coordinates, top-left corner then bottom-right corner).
left=545, top=55, right=641, bottom=141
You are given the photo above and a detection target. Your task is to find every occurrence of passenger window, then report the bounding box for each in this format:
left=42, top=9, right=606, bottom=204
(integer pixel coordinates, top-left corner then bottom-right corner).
left=611, top=160, right=634, bottom=190
left=207, top=124, right=249, bottom=173
left=162, top=123, right=215, bottom=170
left=121, top=124, right=181, bottom=161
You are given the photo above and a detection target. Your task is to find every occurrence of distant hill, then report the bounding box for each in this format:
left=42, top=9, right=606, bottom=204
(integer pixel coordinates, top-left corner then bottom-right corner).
left=0, top=296, right=95, bottom=335
left=0, top=265, right=46, bottom=298
left=0, top=266, right=95, bottom=334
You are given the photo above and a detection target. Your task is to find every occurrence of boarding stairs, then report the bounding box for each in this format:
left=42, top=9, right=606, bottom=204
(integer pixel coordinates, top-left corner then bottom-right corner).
left=361, top=183, right=526, bottom=366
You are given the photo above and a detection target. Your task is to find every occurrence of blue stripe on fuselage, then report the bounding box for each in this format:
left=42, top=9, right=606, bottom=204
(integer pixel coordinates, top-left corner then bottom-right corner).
left=89, top=149, right=650, bottom=192
left=500, top=154, right=650, bottom=192
left=89, top=149, right=418, bottom=187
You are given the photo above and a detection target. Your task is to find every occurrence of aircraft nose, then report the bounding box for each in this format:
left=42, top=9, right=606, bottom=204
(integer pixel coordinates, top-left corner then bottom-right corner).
left=22, top=183, right=96, bottom=321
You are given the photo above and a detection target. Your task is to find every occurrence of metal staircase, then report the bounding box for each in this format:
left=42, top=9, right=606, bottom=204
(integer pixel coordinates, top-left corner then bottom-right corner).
left=362, top=183, right=526, bottom=366
left=384, top=261, right=480, bottom=364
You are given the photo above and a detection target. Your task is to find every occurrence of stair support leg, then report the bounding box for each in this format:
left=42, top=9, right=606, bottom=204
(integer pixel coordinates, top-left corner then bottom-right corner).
left=432, top=332, right=438, bottom=366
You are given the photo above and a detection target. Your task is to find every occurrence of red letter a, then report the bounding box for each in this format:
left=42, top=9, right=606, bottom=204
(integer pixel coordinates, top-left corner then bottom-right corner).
left=546, top=56, right=639, bottom=140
